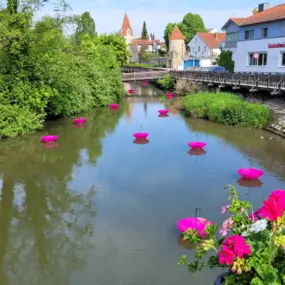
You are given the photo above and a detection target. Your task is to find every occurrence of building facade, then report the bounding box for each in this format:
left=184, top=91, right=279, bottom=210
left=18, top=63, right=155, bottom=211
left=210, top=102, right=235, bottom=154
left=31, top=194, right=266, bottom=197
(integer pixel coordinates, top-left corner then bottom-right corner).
left=187, top=32, right=225, bottom=68
left=221, top=3, right=285, bottom=73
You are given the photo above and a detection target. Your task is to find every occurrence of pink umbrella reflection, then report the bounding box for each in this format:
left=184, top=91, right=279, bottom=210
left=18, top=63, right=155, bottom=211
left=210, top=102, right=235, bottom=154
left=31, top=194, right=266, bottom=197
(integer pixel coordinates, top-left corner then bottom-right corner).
left=133, top=132, right=149, bottom=139
left=40, top=135, right=58, bottom=143
left=237, top=168, right=264, bottom=180
left=188, top=142, right=207, bottom=149
left=158, top=109, right=169, bottom=115
left=177, top=235, right=195, bottom=250
left=237, top=178, right=263, bottom=188
left=143, top=81, right=148, bottom=85
left=74, top=123, right=86, bottom=128
left=188, top=149, right=207, bottom=156
left=133, top=138, right=149, bottom=144
left=158, top=114, right=169, bottom=118
left=43, top=142, right=59, bottom=149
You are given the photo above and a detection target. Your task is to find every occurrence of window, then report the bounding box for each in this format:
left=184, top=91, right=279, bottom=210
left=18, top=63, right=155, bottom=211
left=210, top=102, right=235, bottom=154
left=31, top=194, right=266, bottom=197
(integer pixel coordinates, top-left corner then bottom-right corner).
left=226, top=32, right=238, bottom=42
left=204, top=45, right=207, bottom=51
left=245, top=30, right=254, bottom=40
left=248, top=53, right=267, bottom=66
left=261, top=28, right=268, bottom=38
left=198, top=46, right=200, bottom=52
left=280, top=53, right=285, bottom=66
left=127, top=29, right=130, bottom=36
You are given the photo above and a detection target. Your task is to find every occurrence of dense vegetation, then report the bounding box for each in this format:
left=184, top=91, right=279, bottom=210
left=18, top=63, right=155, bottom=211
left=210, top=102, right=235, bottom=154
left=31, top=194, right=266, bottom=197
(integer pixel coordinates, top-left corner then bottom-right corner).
left=157, top=75, right=174, bottom=90
left=164, top=13, right=206, bottom=49
left=0, top=0, right=128, bottom=138
left=181, top=92, right=271, bottom=128
left=217, top=50, right=235, bottom=72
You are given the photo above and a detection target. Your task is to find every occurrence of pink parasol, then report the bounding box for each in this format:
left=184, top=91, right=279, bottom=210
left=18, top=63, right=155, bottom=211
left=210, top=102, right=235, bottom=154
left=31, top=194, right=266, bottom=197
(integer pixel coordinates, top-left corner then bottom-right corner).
left=40, top=135, right=58, bottom=143
left=158, top=109, right=169, bottom=115
left=237, top=168, right=264, bottom=180
left=133, top=132, right=149, bottom=139
left=73, top=118, right=86, bottom=124
left=188, top=142, right=207, bottom=149
left=109, top=104, right=119, bottom=109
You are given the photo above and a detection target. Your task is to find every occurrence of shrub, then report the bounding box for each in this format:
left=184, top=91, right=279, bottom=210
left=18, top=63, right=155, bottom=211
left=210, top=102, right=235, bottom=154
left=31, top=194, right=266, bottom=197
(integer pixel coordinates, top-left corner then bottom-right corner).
left=0, top=105, right=43, bottom=138
left=157, top=74, right=174, bottom=90
left=175, top=79, right=199, bottom=95
left=181, top=92, right=271, bottom=128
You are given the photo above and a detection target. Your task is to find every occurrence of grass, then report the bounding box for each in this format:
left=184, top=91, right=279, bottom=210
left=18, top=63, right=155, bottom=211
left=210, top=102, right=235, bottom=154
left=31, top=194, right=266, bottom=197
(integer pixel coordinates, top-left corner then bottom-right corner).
left=181, top=92, right=272, bottom=129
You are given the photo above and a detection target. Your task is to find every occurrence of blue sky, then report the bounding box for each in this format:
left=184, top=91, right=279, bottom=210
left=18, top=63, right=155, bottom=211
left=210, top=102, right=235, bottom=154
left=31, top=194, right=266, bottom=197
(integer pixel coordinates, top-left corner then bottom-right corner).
left=39, top=0, right=285, bottom=40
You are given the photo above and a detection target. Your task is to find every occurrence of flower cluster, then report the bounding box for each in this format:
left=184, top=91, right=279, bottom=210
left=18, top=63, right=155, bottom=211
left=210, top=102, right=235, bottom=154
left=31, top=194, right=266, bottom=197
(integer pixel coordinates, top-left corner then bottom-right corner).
left=220, top=217, right=233, bottom=236
left=218, top=235, right=251, bottom=273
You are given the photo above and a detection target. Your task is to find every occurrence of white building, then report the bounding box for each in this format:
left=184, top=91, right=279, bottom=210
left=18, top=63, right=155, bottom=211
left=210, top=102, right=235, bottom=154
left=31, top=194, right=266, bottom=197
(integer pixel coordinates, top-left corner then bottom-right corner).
left=221, top=3, right=285, bottom=73
left=186, top=32, right=225, bottom=68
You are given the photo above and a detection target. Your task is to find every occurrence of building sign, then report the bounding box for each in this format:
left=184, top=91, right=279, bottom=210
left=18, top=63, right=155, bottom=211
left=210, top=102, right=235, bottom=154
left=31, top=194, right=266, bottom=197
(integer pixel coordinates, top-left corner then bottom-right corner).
left=268, top=43, right=285, bottom=48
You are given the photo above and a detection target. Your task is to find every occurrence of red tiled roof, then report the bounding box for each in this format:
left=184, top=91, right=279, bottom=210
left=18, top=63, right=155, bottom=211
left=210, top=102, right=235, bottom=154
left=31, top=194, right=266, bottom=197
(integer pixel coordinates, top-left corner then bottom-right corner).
left=197, top=32, right=226, bottom=48
left=240, top=4, right=285, bottom=26
left=121, top=12, right=133, bottom=37
left=169, top=26, right=185, bottom=40
left=131, top=39, right=161, bottom=45
left=231, top=18, right=246, bottom=25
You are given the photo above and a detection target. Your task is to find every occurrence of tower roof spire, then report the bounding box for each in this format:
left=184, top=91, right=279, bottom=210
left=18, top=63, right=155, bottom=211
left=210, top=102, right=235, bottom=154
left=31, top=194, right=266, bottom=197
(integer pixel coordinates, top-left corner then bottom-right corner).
left=121, top=12, right=134, bottom=37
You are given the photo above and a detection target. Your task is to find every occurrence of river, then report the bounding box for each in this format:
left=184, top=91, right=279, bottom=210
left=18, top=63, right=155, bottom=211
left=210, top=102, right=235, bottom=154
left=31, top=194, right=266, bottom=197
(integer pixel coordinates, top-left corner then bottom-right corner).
left=0, top=82, right=285, bottom=285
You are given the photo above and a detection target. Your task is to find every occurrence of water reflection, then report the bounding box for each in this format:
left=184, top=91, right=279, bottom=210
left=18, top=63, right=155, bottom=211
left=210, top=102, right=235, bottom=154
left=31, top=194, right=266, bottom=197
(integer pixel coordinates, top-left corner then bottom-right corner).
left=158, top=114, right=169, bottom=118
left=188, top=149, right=207, bottom=156
left=237, top=178, right=263, bottom=188
left=133, top=138, right=149, bottom=144
left=177, top=235, right=195, bottom=251
left=0, top=107, right=125, bottom=285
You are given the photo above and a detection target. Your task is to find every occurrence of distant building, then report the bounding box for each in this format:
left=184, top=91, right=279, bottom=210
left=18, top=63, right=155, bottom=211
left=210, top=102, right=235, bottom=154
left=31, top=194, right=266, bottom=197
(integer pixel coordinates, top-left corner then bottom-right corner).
left=120, top=12, right=162, bottom=63
left=221, top=3, right=285, bottom=73
left=168, top=26, right=186, bottom=70
left=186, top=32, right=225, bottom=68
left=207, top=28, right=218, bottom=33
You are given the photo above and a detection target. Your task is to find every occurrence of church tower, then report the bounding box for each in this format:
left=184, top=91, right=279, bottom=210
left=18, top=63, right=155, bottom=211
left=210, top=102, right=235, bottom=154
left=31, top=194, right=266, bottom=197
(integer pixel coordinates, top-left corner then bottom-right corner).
left=121, top=12, right=134, bottom=44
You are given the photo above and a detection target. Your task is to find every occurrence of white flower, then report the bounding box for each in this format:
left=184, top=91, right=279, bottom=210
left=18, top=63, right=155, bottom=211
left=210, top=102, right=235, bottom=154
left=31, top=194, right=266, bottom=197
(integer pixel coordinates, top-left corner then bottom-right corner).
left=249, top=219, right=267, bottom=234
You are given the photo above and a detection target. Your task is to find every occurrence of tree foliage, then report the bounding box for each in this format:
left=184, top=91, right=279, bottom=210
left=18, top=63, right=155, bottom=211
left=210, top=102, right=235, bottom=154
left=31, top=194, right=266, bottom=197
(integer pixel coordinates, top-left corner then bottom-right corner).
left=163, top=13, right=206, bottom=50
left=141, top=20, right=148, bottom=39
left=0, top=0, right=125, bottom=138
left=75, top=11, right=96, bottom=43
left=217, top=50, right=235, bottom=72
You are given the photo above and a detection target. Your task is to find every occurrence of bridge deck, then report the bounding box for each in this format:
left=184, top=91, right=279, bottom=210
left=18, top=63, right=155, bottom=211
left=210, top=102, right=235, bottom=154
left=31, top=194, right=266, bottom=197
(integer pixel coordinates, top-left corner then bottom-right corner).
left=121, top=66, right=285, bottom=93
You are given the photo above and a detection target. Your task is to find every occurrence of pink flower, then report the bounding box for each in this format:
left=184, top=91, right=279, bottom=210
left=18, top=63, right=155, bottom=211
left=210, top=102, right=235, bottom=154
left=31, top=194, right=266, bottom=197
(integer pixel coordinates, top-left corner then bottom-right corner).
left=218, top=235, right=251, bottom=266
left=221, top=204, right=230, bottom=214
left=260, top=190, right=285, bottom=221
left=249, top=208, right=261, bottom=222
left=218, top=245, right=235, bottom=265
left=219, top=217, right=234, bottom=236
left=177, top=217, right=213, bottom=236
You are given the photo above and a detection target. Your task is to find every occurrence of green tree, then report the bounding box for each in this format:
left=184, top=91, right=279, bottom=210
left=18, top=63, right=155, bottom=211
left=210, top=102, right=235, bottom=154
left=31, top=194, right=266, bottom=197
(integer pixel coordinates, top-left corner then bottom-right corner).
left=75, top=11, right=96, bottom=44
left=182, top=13, right=206, bottom=44
left=141, top=21, right=148, bottom=39
left=95, top=33, right=130, bottom=66
left=217, top=50, right=234, bottom=72
left=163, top=22, right=187, bottom=50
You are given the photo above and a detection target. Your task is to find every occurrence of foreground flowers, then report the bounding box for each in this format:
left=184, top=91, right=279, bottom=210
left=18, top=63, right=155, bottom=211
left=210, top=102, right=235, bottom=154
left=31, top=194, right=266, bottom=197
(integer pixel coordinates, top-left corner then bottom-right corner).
left=179, top=185, right=285, bottom=284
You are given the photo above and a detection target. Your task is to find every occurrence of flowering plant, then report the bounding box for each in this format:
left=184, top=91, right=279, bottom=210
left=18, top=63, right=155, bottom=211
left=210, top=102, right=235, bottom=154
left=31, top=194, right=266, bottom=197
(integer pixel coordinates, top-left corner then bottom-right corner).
left=179, top=185, right=285, bottom=284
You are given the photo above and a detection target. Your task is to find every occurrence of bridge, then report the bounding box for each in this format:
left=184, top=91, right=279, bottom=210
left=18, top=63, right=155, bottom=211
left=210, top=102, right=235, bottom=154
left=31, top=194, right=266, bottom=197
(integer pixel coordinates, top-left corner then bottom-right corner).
left=122, top=66, right=285, bottom=94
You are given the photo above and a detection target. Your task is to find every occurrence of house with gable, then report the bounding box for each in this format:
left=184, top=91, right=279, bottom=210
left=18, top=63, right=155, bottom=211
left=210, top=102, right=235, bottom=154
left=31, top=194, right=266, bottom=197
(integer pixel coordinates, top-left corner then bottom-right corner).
left=221, top=3, right=285, bottom=73
left=186, top=31, right=225, bottom=68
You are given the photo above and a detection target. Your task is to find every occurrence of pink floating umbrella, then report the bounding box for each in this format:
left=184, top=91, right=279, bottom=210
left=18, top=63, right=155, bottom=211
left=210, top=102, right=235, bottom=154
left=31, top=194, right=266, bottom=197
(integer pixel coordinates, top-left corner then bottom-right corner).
left=133, top=138, right=149, bottom=144
left=128, top=89, right=134, bottom=94
left=73, top=118, right=86, bottom=124
left=109, top=104, right=119, bottom=109
left=166, top=93, right=174, bottom=98
left=188, top=142, right=207, bottom=149
left=177, top=217, right=213, bottom=237
left=143, top=81, right=148, bottom=85
left=40, top=135, right=58, bottom=143
left=237, top=168, right=264, bottom=180
left=158, top=109, right=169, bottom=115
left=133, top=132, right=149, bottom=139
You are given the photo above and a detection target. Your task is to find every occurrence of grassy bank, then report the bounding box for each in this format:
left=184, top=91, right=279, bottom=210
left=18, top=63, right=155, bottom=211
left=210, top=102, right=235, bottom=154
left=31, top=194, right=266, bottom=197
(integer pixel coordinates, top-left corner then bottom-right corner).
left=181, top=92, right=271, bottom=128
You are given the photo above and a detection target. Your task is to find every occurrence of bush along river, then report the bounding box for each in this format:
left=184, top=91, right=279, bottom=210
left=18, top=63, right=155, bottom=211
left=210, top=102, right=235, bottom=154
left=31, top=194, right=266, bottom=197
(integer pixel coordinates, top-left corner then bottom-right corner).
left=1, top=82, right=285, bottom=285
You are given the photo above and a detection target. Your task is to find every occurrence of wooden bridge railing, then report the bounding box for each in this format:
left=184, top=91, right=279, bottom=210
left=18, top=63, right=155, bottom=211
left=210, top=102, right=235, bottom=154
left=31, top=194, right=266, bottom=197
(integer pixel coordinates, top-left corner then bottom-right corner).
left=121, top=66, right=285, bottom=92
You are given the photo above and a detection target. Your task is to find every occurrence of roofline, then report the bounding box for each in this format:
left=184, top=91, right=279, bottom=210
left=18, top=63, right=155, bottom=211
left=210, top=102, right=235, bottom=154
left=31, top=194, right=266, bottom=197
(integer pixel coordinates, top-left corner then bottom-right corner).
left=239, top=18, right=285, bottom=27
